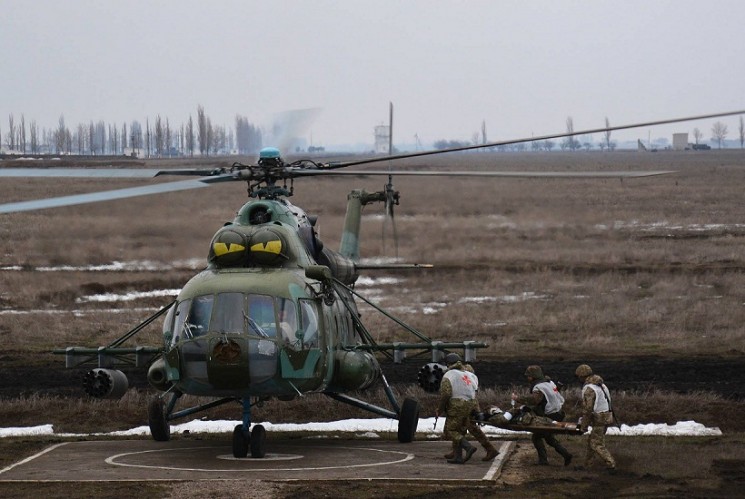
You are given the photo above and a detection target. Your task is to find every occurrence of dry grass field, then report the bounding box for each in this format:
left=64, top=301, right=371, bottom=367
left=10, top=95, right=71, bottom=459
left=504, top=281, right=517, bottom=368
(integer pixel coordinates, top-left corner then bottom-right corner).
left=2, top=149, right=745, bottom=497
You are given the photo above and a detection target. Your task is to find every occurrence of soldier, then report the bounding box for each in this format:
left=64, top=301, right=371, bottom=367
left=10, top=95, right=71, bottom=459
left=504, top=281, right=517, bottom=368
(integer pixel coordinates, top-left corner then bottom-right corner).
left=442, top=359, right=499, bottom=462
left=575, top=364, right=616, bottom=471
left=512, top=365, right=573, bottom=466
left=436, top=353, right=478, bottom=464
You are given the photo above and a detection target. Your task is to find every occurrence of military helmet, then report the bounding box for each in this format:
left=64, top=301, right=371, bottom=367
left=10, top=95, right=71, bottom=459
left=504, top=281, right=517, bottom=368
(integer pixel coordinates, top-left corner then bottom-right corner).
left=575, top=364, right=593, bottom=378
left=444, top=352, right=461, bottom=366
left=524, top=365, right=544, bottom=379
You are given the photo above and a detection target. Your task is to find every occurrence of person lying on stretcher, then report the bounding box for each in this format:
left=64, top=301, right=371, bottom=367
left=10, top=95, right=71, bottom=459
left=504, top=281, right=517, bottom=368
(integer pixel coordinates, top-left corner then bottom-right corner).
left=474, top=405, right=584, bottom=434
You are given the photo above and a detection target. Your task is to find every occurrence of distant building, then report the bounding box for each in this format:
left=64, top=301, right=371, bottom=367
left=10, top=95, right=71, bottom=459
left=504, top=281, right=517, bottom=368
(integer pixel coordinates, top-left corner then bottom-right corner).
left=374, top=125, right=390, bottom=154
left=672, top=133, right=689, bottom=151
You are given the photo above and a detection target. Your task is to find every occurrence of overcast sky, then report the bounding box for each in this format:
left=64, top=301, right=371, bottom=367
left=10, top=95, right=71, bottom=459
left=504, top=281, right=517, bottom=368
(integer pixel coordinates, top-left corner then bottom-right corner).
left=2, top=0, right=744, bottom=149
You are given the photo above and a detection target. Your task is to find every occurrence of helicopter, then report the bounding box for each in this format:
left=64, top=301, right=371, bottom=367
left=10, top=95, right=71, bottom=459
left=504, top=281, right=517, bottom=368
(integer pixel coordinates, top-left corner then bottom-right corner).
left=0, top=109, right=742, bottom=458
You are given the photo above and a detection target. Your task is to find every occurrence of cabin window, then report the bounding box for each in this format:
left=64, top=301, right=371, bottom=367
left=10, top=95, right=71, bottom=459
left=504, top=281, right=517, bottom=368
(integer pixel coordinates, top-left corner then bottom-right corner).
left=299, top=299, right=320, bottom=348
left=277, top=298, right=299, bottom=348
left=171, top=299, right=191, bottom=346
left=246, top=294, right=276, bottom=338
left=211, top=292, right=246, bottom=334
left=185, top=295, right=214, bottom=338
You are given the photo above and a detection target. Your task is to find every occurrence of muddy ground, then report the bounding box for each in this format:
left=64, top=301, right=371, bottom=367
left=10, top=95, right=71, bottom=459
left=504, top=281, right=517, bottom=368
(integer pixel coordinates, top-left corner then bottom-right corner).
left=3, top=353, right=743, bottom=398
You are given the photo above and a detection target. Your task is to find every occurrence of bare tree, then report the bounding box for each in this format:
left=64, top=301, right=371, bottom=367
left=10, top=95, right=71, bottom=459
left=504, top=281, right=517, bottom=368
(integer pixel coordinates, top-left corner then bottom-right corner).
left=604, top=117, right=612, bottom=151
left=197, top=105, right=208, bottom=155
left=187, top=115, right=195, bottom=157
left=692, top=127, right=703, bottom=145
left=7, top=114, right=16, bottom=151
left=711, top=121, right=728, bottom=149
left=145, top=118, right=151, bottom=158
left=165, top=118, right=172, bottom=157
left=563, top=116, right=580, bottom=150
left=30, top=120, right=38, bottom=153
left=154, top=115, right=164, bottom=157
left=55, top=115, right=67, bottom=153
left=88, top=122, right=95, bottom=154
left=76, top=123, right=86, bottom=154
left=19, top=115, right=26, bottom=153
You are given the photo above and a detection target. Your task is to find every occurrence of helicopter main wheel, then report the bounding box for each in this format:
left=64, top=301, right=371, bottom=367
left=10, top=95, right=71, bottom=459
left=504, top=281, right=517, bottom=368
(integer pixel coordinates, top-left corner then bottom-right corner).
left=148, top=397, right=170, bottom=442
left=397, top=398, right=421, bottom=443
left=232, top=424, right=250, bottom=458
left=250, top=424, right=267, bottom=458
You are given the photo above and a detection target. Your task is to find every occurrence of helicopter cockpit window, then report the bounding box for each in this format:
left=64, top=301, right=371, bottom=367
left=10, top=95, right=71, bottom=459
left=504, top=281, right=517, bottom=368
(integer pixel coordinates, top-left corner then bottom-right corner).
left=211, top=292, right=246, bottom=334
left=246, top=294, right=275, bottom=338
left=171, top=298, right=192, bottom=346
left=277, top=298, right=299, bottom=347
left=299, top=299, right=320, bottom=348
left=184, top=295, right=214, bottom=338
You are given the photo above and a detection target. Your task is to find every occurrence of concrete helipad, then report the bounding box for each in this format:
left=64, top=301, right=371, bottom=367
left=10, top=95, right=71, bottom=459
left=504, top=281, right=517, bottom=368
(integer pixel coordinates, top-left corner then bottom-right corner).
left=0, top=438, right=513, bottom=482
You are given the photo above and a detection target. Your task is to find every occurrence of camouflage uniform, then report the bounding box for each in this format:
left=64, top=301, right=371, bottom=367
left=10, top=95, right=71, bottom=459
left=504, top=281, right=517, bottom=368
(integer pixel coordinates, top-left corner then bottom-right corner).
left=514, top=365, right=573, bottom=466
left=577, top=365, right=616, bottom=470
left=462, top=364, right=498, bottom=461
left=438, top=360, right=478, bottom=464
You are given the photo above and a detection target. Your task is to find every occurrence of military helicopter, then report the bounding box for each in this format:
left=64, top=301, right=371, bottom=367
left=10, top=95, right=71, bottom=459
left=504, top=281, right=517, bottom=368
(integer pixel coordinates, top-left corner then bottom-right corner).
left=0, top=109, right=741, bottom=459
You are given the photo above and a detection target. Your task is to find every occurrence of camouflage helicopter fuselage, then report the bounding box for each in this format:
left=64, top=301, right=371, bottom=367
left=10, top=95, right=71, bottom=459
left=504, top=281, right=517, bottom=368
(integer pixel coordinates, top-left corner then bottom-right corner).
left=148, top=195, right=379, bottom=400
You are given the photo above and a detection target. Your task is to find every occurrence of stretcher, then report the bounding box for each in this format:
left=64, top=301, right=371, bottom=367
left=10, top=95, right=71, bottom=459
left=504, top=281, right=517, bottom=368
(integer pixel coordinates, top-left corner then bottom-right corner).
left=478, top=406, right=585, bottom=435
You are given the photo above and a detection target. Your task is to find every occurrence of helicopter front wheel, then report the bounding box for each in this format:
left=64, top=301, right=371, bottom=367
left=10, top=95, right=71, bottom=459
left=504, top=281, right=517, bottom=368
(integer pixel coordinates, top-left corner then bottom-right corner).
left=232, top=424, right=250, bottom=458
left=397, top=398, right=420, bottom=443
left=148, top=397, right=170, bottom=442
left=250, top=424, right=267, bottom=458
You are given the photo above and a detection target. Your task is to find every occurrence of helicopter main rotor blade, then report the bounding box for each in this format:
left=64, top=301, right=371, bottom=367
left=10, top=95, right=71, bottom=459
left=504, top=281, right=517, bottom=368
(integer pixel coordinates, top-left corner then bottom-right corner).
left=0, top=168, right=166, bottom=178
left=289, top=169, right=674, bottom=178
left=0, top=176, right=232, bottom=214
left=321, top=109, right=745, bottom=169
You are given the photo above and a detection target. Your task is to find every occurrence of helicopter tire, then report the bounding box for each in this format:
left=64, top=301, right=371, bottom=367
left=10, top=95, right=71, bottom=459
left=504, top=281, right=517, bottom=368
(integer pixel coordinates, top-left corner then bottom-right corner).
left=397, top=398, right=420, bottom=443
left=250, top=424, right=267, bottom=458
left=232, top=424, right=249, bottom=458
left=148, top=397, right=170, bottom=442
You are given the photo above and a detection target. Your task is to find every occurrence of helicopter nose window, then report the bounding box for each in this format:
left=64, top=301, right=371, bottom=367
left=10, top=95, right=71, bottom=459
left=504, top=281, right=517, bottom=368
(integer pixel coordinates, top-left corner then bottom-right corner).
left=211, top=292, right=246, bottom=334
left=171, top=299, right=192, bottom=346
left=247, top=294, right=276, bottom=338
left=184, top=295, right=214, bottom=338
left=299, top=299, right=320, bottom=348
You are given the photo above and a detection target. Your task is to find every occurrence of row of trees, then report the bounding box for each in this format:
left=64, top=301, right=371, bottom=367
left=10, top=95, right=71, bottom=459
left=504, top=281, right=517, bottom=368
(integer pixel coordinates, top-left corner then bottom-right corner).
left=1, top=106, right=264, bottom=157
left=435, top=116, right=745, bottom=152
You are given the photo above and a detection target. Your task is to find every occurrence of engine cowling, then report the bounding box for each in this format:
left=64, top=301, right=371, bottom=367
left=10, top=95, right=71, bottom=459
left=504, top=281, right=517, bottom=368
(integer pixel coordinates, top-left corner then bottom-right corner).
left=331, top=350, right=380, bottom=391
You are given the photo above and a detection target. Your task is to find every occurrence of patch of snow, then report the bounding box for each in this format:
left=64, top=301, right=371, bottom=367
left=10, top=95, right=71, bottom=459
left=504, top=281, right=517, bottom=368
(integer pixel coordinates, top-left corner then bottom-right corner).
left=0, top=417, right=721, bottom=439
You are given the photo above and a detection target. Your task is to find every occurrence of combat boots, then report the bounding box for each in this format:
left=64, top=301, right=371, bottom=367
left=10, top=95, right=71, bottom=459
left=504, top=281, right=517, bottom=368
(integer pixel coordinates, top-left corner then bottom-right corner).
left=446, top=445, right=463, bottom=464
left=447, top=438, right=477, bottom=464
left=536, top=445, right=549, bottom=465
left=482, top=443, right=499, bottom=461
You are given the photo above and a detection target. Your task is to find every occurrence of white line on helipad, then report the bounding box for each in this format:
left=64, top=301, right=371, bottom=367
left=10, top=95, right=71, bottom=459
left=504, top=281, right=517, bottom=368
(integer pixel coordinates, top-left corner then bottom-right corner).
left=105, top=445, right=414, bottom=472
left=0, top=442, right=69, bottom=476
left=483, top=441, right=514, bottom=480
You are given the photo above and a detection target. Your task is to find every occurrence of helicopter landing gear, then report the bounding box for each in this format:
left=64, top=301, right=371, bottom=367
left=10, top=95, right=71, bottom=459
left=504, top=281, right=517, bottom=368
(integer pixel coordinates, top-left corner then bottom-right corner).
left=232, top=424, right=266, bottom=458
left=250, top=424, right=266, bottom=458
left=148, top=396, right=170, bottom=441
left=232, top=424, right=249, bottom=458
left=232, top=397, right=266, bottom=458
left=397, top=397, right=420, bottom=443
